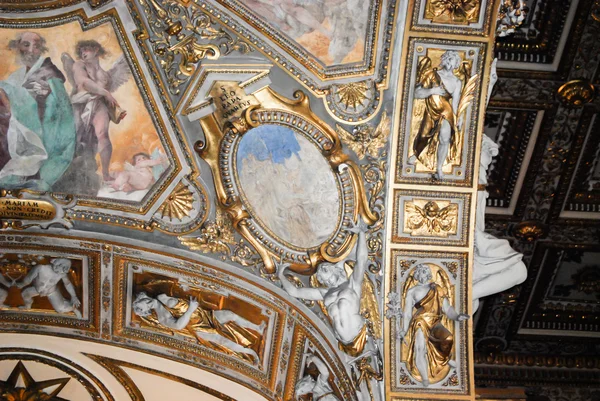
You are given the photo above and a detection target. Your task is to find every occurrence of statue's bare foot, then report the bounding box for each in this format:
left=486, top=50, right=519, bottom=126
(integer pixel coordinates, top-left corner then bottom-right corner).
left=432, top=172, right=442, bottom=181
left=448, top=360, right=457, bottom=368
left=422, top=379, right=430, bottom=388
left=73, top=309, right=82, bottom=318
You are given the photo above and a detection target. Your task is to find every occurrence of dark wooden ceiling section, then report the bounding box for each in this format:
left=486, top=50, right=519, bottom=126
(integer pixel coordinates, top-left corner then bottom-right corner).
left=475, top=0, right=600, bottom=391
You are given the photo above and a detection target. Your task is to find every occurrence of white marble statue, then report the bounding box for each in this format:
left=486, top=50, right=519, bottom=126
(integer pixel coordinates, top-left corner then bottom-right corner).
left=487, top=58, right=498, bottom=106
left=472, top=136, right=527, bottom=312
left=278, top=219, right=369, bottom=355
left=16, top=258, right=82, bottom=318
left=295, top=354, right=340, bottom=401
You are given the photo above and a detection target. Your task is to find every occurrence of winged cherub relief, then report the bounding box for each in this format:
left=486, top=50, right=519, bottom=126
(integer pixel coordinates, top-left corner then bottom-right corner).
left=407, top=50, right=477, bottom=180
left=61, top=40, right=131, bottom=183
left=405, top=200, right=459, bottom=236
left=336, top=111, right=391, bottom=160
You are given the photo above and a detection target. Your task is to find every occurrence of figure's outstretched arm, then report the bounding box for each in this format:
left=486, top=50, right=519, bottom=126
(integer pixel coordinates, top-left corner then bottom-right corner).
left=17, top=267, right=39, bottom=289
left=276, top=260, right=324, bottom=301
left=442, top=298, right=469, bottom=321
left=348, top=219, right=369, bottom=292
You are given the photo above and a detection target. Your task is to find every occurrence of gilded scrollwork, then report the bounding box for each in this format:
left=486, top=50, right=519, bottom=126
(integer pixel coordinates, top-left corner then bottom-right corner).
left=198, top=84, right=377, bottom=274
left=496, top=0, right=528, bottom=37
left=136, top=0, right=251, bottom=95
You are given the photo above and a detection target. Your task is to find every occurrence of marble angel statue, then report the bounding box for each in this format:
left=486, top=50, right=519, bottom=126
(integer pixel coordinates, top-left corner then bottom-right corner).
left=472, top=135, right=527, bottom=311
left=399, top=264, right=468, bottom=387
left=407, top=50, right=478, bottom=179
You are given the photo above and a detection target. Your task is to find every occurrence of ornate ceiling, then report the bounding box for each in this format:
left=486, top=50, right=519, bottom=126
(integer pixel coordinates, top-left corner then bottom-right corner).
left=476, top=0, right=600, bottom=398
left=0, top=0, right=596, bottom=400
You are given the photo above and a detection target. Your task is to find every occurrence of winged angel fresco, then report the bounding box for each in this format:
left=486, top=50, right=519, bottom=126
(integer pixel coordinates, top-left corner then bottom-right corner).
left=60, top=40, right=132, bottom=190
left=407, top=50, right=478, bottom=179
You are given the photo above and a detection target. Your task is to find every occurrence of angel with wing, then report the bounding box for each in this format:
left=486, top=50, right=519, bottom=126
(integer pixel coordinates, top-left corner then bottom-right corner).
left=336, top=111, right=390, bottom=160
left=61, top=40, right=131, bottom=182
left=399, top=263, right=468, bottom=387
left=405, top=201, right=458, bottom=236
left=407, top=50, right=478, bottom=180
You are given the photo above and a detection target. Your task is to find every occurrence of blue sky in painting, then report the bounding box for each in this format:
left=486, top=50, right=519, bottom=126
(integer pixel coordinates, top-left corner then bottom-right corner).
left=237, top=125, right=301, bottom=165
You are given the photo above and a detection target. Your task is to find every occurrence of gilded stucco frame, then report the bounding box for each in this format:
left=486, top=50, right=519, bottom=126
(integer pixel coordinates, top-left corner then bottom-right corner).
left=198, top=87, right=378, bottom=274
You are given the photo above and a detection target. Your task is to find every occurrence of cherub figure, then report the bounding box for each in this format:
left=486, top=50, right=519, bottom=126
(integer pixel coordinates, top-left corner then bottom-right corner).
left=399, top=264, right=468, bottom=387
left=62, top=40, right=131, bottom=182
left=16, top=258, right=82, bottom=318
left=110, top=152, right=166, bottom=193
left=295, top=354, right=340, bottom=401
left=407, top=50, right=477, bottom=179
left=132, top=292, right=266, bottom=364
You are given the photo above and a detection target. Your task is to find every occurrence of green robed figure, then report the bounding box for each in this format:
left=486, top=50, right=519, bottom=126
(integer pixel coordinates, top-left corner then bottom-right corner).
left=0, top=32, right=75, bottom=191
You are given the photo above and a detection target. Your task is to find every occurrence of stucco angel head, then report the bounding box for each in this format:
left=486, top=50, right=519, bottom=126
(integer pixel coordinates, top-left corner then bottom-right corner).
left=50, top=258, right=72, bottom=274
left=316, top=262, right=347, bottom=288
left=440, top=50, right=462, bottom=71
left=413, top=264, right=433, bottom=284
left=132, top=292, right=155, bottom=317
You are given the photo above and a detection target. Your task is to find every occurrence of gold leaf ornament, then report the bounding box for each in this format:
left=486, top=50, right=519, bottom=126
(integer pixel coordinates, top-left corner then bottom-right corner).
left=336, top=112, right=391, bottom=159
left=158, top=183, right=194, bottom=220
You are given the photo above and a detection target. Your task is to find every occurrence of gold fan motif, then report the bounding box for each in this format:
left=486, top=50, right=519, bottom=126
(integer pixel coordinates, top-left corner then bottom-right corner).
left=336, top=81, right=371, bottom=110
left=158, top=183, right=194, bottom=220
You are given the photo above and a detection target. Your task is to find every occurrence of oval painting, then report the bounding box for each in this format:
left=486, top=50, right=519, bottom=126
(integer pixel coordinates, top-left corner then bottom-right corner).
left=236, top=124, right=340, bottom=249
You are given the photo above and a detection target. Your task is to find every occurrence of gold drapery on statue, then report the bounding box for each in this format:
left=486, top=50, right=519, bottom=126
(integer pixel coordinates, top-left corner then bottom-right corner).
left=403, top=283, right=453, bottom=383
left=412, top=68, right=460, bottom=168
left=140, top=298, right=262, bottom=363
